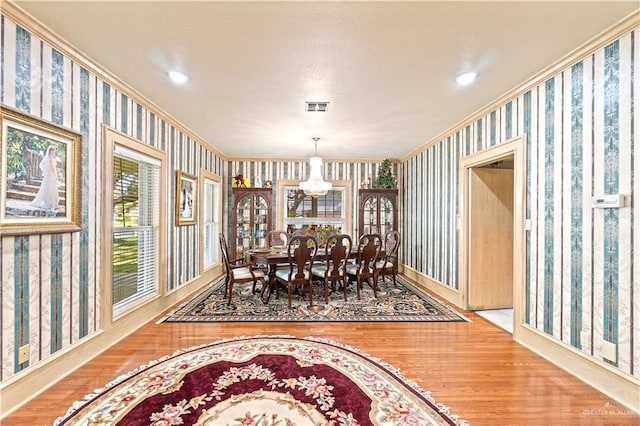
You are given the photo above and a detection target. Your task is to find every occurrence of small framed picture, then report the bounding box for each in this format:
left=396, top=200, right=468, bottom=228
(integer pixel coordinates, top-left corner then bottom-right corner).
left=175, top=170, right=197, bottom=226
left=0, top=105, right=83, bottom=235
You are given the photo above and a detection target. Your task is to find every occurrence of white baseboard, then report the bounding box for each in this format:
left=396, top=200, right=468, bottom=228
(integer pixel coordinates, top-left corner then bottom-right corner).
left=516, top=324, right=640, bottom=414
left=0, top=272, right=221, bottom=419
left=400, top=267, right=639, bottom=414
left=401, top=266, right=462, bottom=307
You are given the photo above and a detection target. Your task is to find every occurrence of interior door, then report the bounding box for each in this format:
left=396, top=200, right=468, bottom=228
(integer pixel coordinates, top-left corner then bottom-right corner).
left=468, top=167, right=514, bottom=310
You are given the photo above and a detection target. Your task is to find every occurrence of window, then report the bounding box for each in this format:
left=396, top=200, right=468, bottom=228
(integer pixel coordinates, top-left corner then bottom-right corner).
left=111, top=145, right=161, bottom=316
left=278, top=180, right=352, bottom=241
left=202, top=174, right=221, bottom=269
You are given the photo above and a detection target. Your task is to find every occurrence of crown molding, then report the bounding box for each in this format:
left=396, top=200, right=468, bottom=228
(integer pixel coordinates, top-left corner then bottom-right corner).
left=2, top=0, right=227, bottom=160
left=401, top=9, right=640, bottom=161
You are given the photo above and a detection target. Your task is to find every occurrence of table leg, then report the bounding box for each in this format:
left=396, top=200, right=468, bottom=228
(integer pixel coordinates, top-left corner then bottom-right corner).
left=261, top=264, right=278, bottom=304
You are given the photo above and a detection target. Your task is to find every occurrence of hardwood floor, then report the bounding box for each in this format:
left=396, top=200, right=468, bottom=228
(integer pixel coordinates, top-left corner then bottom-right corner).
left=3, top=286, right=638, bottom=425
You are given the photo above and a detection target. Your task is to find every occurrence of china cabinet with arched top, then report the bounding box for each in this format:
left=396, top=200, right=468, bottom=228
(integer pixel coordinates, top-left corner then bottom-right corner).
left=358, top=189, right=398, bottom=237
left=231, top=188, right=272, bottom=258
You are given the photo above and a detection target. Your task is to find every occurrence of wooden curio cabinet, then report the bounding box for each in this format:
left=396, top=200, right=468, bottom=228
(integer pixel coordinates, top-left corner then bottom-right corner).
left=358, top=189, right=398, bottom=237
left=231, top=188, right=272, bottom=258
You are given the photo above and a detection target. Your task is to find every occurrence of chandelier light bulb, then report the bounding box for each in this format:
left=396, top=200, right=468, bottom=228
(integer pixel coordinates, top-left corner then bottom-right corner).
left=299, top=139, right=332, bottom=197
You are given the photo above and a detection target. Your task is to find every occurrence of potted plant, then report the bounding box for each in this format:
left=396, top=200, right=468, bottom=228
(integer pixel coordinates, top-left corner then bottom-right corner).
left=375, top=159, right=396, bottom=189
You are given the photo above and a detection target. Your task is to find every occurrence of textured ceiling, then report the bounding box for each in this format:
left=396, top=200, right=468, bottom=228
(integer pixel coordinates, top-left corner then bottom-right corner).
left=12, top=1, right=639, bottom=160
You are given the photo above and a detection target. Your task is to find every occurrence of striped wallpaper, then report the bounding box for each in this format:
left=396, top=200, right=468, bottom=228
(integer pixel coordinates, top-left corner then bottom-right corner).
left=402, top=30, right=639, bottom=378
left=0, top=14, right=395, bottom=384
left=0, top=6, right=637, bottom=389
left=226, top=159, right=397, bottom=236
left=0, top=16, right=223, bottom=381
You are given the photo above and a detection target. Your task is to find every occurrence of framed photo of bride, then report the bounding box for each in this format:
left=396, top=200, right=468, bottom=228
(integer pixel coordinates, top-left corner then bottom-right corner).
left=175, top=170, right=197, bottom=226
left=0, top=105, right=83, bottom=236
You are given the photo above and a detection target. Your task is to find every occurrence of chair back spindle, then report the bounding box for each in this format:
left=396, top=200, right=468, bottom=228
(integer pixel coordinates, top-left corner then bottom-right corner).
left=346, top=234, right=382, bottom=299
left=311, top=234, right=352, bottom=302
left=276, top=235, right=318, bottom=308
left=377, top=230, right=400, bottom=285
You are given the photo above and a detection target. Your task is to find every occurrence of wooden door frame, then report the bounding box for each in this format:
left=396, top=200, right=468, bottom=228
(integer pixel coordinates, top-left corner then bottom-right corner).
left=459, top=136, right=526, bottom=339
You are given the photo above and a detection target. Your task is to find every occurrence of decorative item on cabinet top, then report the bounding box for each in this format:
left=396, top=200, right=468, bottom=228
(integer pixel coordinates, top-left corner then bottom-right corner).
left=232, top=172, right=250, bottom=188
left=375, top=158, right=396, bottom=189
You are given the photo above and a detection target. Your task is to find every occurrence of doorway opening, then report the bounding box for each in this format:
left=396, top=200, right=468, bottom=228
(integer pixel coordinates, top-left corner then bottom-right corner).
left=459, top=137, right=526, bottom=338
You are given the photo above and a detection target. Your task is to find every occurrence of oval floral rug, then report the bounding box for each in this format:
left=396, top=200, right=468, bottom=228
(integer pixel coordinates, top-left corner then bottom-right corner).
left=54, top=336, right=467, bottom=426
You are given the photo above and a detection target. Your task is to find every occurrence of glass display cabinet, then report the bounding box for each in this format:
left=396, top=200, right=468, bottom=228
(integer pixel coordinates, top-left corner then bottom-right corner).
left=358, top=189, right=398, bottom=237
left=231, top=188, right=272, bottom=258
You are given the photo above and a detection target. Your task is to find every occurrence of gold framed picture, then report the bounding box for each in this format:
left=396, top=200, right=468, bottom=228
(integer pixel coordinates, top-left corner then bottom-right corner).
left=175, top=170, right=197, bottom=226
left=0, top=105, right=83, bottom=235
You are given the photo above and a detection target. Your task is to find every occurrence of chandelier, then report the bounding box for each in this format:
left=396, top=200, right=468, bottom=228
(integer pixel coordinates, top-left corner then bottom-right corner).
left=299, top=137, right=332, bottom=198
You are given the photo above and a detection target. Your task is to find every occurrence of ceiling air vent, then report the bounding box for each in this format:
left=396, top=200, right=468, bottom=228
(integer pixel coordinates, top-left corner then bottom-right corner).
left=305, top=101, right=329, bottom=112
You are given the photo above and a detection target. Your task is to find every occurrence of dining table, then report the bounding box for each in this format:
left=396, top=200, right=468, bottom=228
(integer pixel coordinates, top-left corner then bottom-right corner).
left=249, top=246, right=385, bottom=303
left=248, top=247, right=295, bottom=303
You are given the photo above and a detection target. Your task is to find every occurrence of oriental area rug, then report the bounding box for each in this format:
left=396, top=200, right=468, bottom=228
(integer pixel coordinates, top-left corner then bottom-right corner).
left=54, top=336, right=467, bottom=426
left=162, top=276, right=467, bottom=322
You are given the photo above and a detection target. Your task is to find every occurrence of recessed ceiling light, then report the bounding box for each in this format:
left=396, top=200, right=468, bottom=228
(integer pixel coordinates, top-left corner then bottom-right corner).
left=168, top=70, right=189, bottom=85
left=456, top=71, right=477, bottom=86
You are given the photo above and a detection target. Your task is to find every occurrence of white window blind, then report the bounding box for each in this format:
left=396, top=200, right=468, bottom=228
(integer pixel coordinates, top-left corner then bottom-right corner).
left=203, top=178, right=220, bottom=268
left=112, top=148, right=160, bottom=315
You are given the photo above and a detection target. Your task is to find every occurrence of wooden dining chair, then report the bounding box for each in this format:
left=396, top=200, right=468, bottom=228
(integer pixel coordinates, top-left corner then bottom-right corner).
left=274, top=235, right=318, bottom=309
left=219, top=233, right=266, bottom=305
left=265, top=229, right=291, bottom=271
left=376, top=230, right=400, bottom=285
left=310, top=234, right=352, bottom=302
left=266, top=229, right=288, bottom=248
left=345, top=233, right=382, bottom=299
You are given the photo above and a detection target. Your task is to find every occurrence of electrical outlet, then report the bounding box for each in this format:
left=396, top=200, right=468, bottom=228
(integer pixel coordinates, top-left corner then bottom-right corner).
left=18, top=344, right=30, bottom=364
left=601, top=340, right=617, bottom=362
